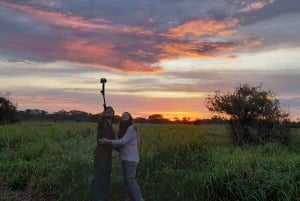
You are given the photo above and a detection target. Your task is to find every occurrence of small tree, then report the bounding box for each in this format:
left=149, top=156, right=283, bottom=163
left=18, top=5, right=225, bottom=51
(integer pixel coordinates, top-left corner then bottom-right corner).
left=0, top=97, right=17, bottom=124
left=148, top=114, right=169, bottom=124
left=205, top=84, right=290, bottom=145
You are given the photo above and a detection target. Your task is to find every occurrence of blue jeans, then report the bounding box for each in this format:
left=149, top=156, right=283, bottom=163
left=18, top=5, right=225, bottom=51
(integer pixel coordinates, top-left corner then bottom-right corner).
left=122, top=160, right=144, bottom=201
left=92, top=158, right=112, bottom=201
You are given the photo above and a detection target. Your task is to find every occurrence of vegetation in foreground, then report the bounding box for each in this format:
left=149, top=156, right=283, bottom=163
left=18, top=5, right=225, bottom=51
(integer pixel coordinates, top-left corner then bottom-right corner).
left=0, top=122, right=299, bottom=201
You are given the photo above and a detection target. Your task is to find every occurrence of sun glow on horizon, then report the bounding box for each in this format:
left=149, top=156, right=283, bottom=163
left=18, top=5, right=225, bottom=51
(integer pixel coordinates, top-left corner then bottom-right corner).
left=131, top=111, right=209, bottom=121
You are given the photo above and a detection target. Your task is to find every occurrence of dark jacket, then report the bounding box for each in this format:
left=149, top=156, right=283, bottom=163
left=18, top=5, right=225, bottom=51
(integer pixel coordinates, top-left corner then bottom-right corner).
left=94, top=118, right=115, bottom=159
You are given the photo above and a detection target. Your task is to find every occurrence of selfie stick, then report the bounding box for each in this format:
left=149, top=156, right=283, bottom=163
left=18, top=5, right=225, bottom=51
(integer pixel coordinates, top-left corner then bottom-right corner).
left=100, top=78, right=107, bottom=110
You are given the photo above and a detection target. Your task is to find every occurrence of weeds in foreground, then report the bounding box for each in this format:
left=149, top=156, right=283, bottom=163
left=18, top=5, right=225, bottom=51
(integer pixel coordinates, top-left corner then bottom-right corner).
left=0, top=122, right=299, bottom=201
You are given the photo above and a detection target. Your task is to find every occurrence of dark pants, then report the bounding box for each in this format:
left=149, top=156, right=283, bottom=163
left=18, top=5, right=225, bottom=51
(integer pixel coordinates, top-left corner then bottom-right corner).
left=92, top=158, right=112, bottom=201
left=122, top=160, right=144, bottom=201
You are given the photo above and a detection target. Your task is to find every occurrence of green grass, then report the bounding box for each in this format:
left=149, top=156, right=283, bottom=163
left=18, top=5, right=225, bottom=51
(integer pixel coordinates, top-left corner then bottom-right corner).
left=0, top=122, right=299, bottom=201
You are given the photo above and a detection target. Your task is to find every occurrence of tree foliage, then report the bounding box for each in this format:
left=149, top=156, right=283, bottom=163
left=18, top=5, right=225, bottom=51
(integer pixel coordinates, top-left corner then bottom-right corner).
left=148, top=114, right=170, bottom=123
left=205, top=84, right=290, bottom=145
left=0, top=96, right=17, bottom=124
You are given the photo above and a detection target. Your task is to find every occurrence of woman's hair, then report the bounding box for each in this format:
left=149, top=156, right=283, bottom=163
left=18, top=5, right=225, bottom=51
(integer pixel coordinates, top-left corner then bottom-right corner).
left=98, top=106, right=115, bottom=128
left=118, top=112, right=133, bottom=139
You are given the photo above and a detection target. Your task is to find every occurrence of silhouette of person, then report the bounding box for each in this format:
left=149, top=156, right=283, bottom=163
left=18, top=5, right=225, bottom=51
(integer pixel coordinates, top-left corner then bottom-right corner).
left=92, top=106, right=115, bottom=201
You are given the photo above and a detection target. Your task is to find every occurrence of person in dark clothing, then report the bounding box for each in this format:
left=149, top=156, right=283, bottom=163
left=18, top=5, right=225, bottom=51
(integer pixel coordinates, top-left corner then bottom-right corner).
left=92, top=106, right=115, bottom=201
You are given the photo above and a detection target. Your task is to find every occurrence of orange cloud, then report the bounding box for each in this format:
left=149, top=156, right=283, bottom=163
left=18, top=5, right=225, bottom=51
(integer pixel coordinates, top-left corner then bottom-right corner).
left=0, top=1, right=152, bottom=35
left=162, top=43, right=212, bottom=58
left=63, top=40, right=116, bottom=62
left=226, top=55, right=237, bottom=59
left=164, top=18, right=239, bottom=39
left=62, top=40, right=162, bottom=73
left=0, top=1, right=160, bottom=73
left=161, top=41, right=237, bottom=59
left=242, top=34, right=263, bottom=49
left=0, top=1, right=252, bottom=73
left=245, top=38, right=263, bottom=47
left=157, top=18, right=239, bottom=59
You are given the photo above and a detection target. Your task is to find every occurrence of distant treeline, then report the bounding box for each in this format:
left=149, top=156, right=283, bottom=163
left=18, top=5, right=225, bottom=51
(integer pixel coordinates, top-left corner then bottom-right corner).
left=15, top=109, right=229, bottom=125
left=10, top=108, right=300, bottom=126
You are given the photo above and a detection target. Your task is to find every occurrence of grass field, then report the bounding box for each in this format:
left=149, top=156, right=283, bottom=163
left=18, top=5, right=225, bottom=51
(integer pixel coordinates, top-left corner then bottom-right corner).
left=0, top=122, right=299, bottom=201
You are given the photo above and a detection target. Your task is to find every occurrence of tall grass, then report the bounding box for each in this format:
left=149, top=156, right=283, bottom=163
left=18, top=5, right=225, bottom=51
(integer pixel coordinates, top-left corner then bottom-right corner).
left=0, top=122, right=95, bottom=200
left=0, top=122, right=299, bottom=201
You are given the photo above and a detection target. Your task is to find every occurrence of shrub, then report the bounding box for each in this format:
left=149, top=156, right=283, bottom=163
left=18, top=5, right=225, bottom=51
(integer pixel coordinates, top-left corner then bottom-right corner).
left=206, top=84, right=291, bottom=145
left=0, top=97, right=17, bottom=125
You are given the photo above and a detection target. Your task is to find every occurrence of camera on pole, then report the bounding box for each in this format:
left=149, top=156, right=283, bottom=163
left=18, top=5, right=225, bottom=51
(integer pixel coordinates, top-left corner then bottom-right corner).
left=100, top=78, right=107, bottom=110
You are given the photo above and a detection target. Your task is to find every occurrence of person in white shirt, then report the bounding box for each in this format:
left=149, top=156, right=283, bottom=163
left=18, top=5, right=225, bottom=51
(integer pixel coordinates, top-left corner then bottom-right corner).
left=100, top=112, right=144, bottom=201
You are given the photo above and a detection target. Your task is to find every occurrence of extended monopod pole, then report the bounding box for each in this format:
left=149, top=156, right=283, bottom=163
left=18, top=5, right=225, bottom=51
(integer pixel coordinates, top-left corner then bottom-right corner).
left=100, top=78, right=107, bottom=110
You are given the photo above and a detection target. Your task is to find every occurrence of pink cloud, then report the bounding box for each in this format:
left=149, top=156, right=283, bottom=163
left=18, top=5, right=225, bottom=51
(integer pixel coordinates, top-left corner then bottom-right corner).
left=239, top=0, right=275, bottom=13
left=0, top=1, right=260, bottom=73
left=0, top=1, right=160, bottom=72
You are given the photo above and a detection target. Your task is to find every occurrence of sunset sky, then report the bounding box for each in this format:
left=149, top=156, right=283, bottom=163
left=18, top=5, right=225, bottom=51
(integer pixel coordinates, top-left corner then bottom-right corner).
left=0, top=0, right=299, bottom=121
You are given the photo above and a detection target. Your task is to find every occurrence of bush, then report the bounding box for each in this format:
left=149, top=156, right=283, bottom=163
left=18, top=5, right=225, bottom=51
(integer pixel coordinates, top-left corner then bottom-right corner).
left=0, top=97, right=17, bottom=125
left=206, top=84, right=291, bottom=145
